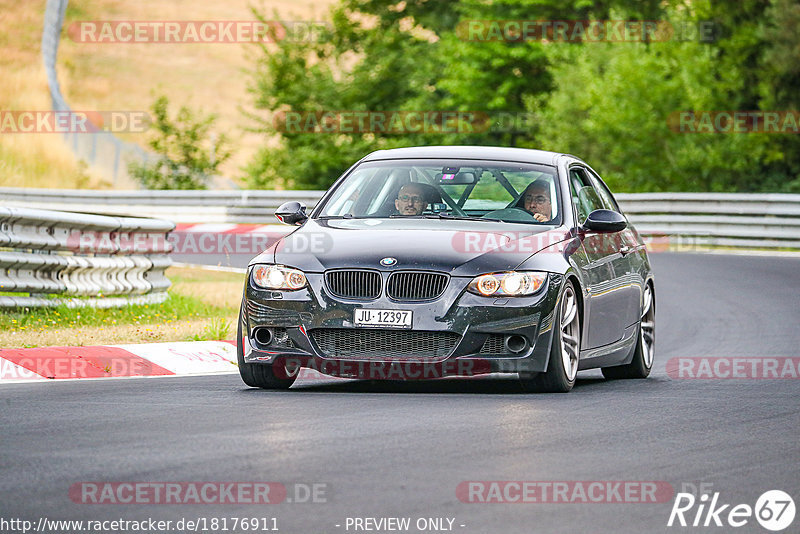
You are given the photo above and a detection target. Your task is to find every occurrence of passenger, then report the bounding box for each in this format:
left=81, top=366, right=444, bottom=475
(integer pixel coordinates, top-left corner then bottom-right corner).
left=519, top=179, right=553, bottom=222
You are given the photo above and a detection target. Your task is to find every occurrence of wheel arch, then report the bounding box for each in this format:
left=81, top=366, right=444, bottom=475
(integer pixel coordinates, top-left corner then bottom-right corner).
left=565, top=272, right=585, bottom=328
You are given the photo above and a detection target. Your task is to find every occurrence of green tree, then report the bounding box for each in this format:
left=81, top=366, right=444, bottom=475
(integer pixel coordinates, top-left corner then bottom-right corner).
left=757, top=0, right=800, bottom=191
left=245, top=0, right=800, bottom=192
left=245, top=2, right=448, bottom=190
left=245, top=0, right=587, bottom=189
left=537, top=38, right=771, bottom=192
left=130, top=96, right=231, bottom=190
left=537, top=0, right=799, bottom=192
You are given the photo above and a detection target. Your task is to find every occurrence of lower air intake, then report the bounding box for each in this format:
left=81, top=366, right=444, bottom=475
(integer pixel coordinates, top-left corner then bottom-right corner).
left=310, top=328, right=460, bottom=360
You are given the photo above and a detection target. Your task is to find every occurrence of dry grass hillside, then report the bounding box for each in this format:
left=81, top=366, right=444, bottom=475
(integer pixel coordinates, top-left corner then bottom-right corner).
left=0, top=0, right=105, bottom=188
left=0, top=0, right=335, bottom=189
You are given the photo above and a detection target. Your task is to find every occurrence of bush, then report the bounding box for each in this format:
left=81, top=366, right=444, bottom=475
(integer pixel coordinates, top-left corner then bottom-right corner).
left=129, top=95, right=231, bottom=190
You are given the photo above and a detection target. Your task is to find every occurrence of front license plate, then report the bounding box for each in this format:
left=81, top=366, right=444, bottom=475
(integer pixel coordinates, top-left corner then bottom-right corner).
left=354, top=309, right=412, bottom=328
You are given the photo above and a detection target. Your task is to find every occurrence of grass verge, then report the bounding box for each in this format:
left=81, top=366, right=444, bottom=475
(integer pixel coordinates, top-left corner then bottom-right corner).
left=0, top=266, right=244, bottom=348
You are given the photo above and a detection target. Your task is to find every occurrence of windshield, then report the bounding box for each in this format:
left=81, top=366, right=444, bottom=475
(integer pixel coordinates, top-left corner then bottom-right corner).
left=316, top=159, right=561, bottom=225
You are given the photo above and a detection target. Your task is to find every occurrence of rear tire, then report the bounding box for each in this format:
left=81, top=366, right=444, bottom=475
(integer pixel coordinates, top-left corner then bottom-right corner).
left=602, top=283, right=655, bottom=380
left=237, top=314, right=297, bottom=389
left=520, top=280, right=581, bottom=393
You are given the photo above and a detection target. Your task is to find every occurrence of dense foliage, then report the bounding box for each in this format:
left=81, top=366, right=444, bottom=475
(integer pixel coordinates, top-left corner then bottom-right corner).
left=130, top=96, right=231, bottom=190
left=246, top=0, right=800, bottom=192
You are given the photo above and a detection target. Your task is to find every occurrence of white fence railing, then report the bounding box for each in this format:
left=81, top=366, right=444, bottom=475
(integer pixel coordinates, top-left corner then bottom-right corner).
left=0, top=206, right=174, bottom=308
left=3, top=189, right=800, bottom=249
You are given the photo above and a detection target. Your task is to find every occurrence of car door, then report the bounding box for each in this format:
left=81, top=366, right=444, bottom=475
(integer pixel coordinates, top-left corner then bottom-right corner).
left=568, top=166, right=629, bottom=348
left=585, top=167, right=644, bottom=329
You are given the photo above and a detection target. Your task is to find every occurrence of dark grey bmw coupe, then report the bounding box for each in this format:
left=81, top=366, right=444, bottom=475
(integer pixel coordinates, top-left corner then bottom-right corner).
left=237, top=146, right=655, bottom=392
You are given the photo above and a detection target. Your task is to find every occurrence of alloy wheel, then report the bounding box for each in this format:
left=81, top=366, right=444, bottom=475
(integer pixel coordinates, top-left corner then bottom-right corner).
left=640, top=285, right=655, bottom=368
left=559, top=285, right=580, bottom=381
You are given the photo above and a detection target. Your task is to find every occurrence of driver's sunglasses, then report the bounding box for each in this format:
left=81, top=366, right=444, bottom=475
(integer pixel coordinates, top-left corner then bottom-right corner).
left=525, top=195, right=550, bottom=204
left=398, top=195, right=424, bottom=204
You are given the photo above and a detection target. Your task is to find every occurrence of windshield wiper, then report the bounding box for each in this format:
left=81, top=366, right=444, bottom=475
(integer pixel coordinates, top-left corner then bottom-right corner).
left=423, top=213, right=501, bottom=223
left=318, top=214, right=353, bottom=219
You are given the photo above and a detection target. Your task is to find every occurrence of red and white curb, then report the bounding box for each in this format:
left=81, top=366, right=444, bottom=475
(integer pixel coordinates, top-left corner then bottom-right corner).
left=0, top=340, right=239, bottom=382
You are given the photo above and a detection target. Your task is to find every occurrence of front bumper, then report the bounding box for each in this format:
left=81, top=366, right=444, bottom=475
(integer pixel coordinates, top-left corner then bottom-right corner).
left=240, top=270, right=564, bottom=379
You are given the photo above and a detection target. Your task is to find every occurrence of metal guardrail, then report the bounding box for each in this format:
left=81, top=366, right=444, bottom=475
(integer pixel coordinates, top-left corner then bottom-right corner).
left=615, top=193, right=800, bottom=249
left=0, top=189, right=326, bottom=223
left=2, top=189, right=800, bottom=249
left=0, top=207, right=174, bottom=308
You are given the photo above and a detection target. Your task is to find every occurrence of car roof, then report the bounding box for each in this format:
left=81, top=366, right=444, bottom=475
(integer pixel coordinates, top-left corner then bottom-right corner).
left=361, top=146, right=574, bottom=166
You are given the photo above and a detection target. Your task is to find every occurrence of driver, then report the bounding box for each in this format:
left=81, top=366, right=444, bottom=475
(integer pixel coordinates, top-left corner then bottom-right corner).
left=519, top=179, right=552, bottom=222
left=394, top=183, right=428, bottom=216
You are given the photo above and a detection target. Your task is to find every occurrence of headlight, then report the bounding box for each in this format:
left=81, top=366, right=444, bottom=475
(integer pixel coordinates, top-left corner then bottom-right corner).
left=467, top=271, right=547, bottom=297
left=252, top=265, right=307, bottom=290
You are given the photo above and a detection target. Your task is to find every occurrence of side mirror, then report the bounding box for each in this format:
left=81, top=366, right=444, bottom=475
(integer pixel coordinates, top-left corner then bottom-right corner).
left=583, top=209, right=627, bottom=233
left=275, top=201, right=308, bottom=226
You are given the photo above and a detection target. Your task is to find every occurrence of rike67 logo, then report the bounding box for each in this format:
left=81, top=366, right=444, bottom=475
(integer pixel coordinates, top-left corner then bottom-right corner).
left=668, top=490, right=795, bottom=531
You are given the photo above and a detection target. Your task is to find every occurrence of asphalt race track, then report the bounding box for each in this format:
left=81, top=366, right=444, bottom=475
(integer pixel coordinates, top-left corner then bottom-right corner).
left=2, top=253, right=799, bottom=533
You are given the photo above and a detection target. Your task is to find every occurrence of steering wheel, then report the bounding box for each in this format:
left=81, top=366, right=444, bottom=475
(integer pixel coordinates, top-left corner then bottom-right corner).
left=482, top=207, right=538, bottom=222
left=448, top=202, right=468, bottom=217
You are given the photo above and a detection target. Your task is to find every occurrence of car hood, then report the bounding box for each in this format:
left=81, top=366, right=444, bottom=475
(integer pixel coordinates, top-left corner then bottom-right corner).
left=250, top=218, right=570, bottom=277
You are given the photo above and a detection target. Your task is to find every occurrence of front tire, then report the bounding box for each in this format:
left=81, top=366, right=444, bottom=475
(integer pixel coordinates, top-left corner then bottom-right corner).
left=602, top=283, right=655, bottom=380
left=237, top=315, right=297, bottom=389
left=520, top=280, right=581, bottom=393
